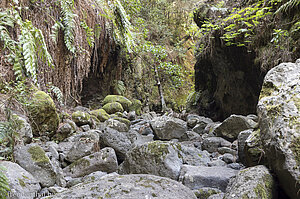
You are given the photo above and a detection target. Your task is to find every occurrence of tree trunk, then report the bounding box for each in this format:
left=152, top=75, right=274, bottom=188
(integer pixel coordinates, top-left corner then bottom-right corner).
left=154, top=65, right=167, bottom=112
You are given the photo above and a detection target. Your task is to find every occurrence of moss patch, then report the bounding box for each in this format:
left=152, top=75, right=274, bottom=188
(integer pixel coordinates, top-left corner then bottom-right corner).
left=18, top=178, right=26, bottom=187
left=72, top=111, right=91, bottom=126
left=129, top=99, right=142, bottom=115
left=102, top=102, right=124, bottom=114
left=259, top=81, right=279, bottom=100
left=290, top=136, right=300, bottom=166
left=103, top=95, right=132, bottom=111
left=90, top=109, right=109, bottom=122
left=69, top=158, right=90, bottom=169
left=28, top=146, right=50, bottom=164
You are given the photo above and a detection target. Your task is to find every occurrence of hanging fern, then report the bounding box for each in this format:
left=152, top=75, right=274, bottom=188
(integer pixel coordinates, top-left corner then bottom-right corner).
left=275, top=0, right=300, bottom=14
left=0, top=8, right=54, bottom=85
left=50, top=20, right=63, bottom=44
left=0, top=166, right=10, bottom=199
left=80, top=19, right=95, bottom=48
left=50, top=85, right=64, bottom=106
left=59, top=0, right=77, bottom=54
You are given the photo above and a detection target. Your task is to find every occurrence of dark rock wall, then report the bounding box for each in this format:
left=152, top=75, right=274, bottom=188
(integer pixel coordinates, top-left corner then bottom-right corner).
left=194, top=39, right=265, bottom=121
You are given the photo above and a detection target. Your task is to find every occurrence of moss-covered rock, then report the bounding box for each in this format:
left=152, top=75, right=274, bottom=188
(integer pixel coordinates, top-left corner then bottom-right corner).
left=103, top=95, right=132, bottom=111
left=109, top=116, right=131, bottom=127
left=28, top=145, right=50, bottom=164
left=72, top=111, right=91, bottom=126
left=90, top=109, right=109, bottom=122
left=129, top=99, right=142, bottom=115
left=27, top=91, right=59, bottom=137
left=102, top=102, right=124, bottom=114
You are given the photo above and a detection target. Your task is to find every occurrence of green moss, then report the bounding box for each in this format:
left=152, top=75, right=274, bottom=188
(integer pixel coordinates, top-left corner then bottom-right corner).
left=28, top=146, right=50, bottom=164
left=91, top=176, right=95, bottom=181
left=290, top=136, right=300, bottom=166
left=152, top=193, right=157, bottom=197
left=109, top=116, right=130, bottom=127
left=129, top=99, right=142, bottom=115
left=254, top=183, right=268, bottom=199
left=27, top=91, right=59, bottom=137
left=72, top=111, right=91, bottom=125
left=70, top=158, right=90, bottom=169
left=102, top=102, right=124, bottom=114
left=103, top=95, right=132, bottom=111
left=266, top=104, right=282, bottom=120
left=259, top=81, right=279, bottom=100
left=18, top=178, right=26, bottom=187
left=148, top=141, right=169, bottom=157
left=90, top=109, right=109, bottom=122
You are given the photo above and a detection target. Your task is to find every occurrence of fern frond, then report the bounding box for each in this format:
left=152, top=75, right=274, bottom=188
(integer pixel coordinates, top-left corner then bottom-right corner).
left=60, top=0, right=77, bottom=54
left=50, top=20, right=63, bottom=44
left=0, top=166, right=10, bottom=198
left=275, top=0, right=300, bottom=14
left=80, top=19, right=95, bottom=48
left=50, top=85, right=64, bottom=106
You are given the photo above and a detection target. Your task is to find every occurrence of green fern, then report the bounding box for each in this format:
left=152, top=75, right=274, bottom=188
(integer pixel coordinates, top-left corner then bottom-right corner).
left=50, top=85, right=64, bottom=106
left=0, top=166, right=10, bottom=199
left=0, top=8, right=54, bottom=85
left=60, top=0, right=77, bottom=53
left=50, top=20, right=63, bottom=44
left=80, top=19, right=94, bottom=48
left=275, top=0, right=300, bottom=14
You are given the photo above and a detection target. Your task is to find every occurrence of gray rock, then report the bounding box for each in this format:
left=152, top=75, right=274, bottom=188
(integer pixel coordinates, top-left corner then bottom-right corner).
left=0, top=161, right=41, bottom=199
left=189, top=115, right=213, bottom=134
left=186, top=131, right=201, bottom=141
left=222, top=153, right=235, bottom=164
left=257, top=61, right=300, bottom=199
left=217, top=147, right=237, bottom=156
left=141, top=111, right=157, bottom=120
left=244, top=129, right=265, bottom=167
left=180, top=145, right=210, bottom=166
left=126, top=129, right=154, bottom=147
left=247, top=114, right=258, bottom=122
left=48, top=186, right=68, bottom=194
left=104, top=118, right=129, bottom=132
left=42, top=174, right=197, bottom=199
left=203, top=122, right=221, bottom=134
left=202, top=137, right=231, bottom=153
left=14, top=144, right=57, bottom=187
left=208, top=159, right=227, bottom=167
left=71, top=111, right=91, bottom=126
left=130, top=120, right=153, bottom=135
left=80, top=124, right=90, bottom=132
left=237, top=129, right=252, bottom=164
left=215, top=114, right=257, bottom=141
left=224, top=165, right=275, bottom=199
left=119, top=141, right=183, bottom=180
left=63, top=147, right=117, bottom=178
left=227, top=163, right=244, bottom=170
left=179, top=165, right=238, bottom=192
left=65, top=130, right=100, bottom=162
left=127, top=111, right=136, bottom=121
left=100, top=127, right=132, bottom=161
left=56, top=123, right=74, bottom=141
left=150, top=116, right=187, bottom=140
left=208, top=193, right=225, bottom=199
left=193, top=187, right=222, bottom=199
left=11, top=113, right=33, bottom=144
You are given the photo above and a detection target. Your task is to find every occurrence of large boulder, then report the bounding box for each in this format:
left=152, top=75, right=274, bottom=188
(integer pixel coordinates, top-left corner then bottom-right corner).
left=150, top=116, right=187, bottom=140
left=102, top=102, right=124, bottom=114
left=104, top=118, right=129, bottom=132
left=179, top=165, right=238, bottom=192
left=129, top=99, right=142, bottom=115
left=99, top=127, right=132, bottom=161
left=42, top=174, right=197, bottom=199
left=11, top=113, right=33, bottom=144
left=71, top=111, right=91, bottom=126
left=237, top=129, right=252, bottom=164
left=0, top=161, right=41, bottom=199
left=63, top=147, right=118, bottom=178
left=103, top=95, right=132, bottom=111
left=214, top=114, right=257, bottom=141
left=27, top=91, right=59, bottom=137
left=202, top=137, right=231, bottom=153
left=90, top=109, right=109, bottom=122
left=119, top=141, right=183, bottom=180
left=257, top=60, right=300, bottom=199
left=224, top=165, right=276, bottom=199
left=14, top=144, right=57, bottom=187
left=65, top=130, right=100, bottom=162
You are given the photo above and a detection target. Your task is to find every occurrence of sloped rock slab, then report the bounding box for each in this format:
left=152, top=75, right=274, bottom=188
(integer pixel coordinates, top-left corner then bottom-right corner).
left=179, top=165, right=238, bottom=192
left=42, top=174, right=197, bottom=199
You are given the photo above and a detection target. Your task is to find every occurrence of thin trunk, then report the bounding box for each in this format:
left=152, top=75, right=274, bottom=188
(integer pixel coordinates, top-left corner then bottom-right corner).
left=154, top=64, right=167, bottom=112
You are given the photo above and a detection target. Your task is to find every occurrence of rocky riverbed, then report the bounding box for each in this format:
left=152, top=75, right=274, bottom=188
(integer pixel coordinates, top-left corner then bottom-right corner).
left=0, top=60, right=299, bottom=198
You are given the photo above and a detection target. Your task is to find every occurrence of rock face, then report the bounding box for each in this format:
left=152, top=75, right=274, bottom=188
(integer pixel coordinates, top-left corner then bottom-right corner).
left=99, top=127, right=132, bottom=161
left=0, top=161, right=41, bottom=199
left=257, top=60, right=300, bottom=199
left=179, top=165, right=238, bottom=192
left=150, top=116, right=187, bottom=140
left=214, top=114, right=257, bottom=141
left=224, top=165, right=275, bottom=199
left=27, top=91, right=59, bottom=137
left=119, top=141, right=183, bottom=180
left=43, top=174, right=197, bottom=199
left=63, top=147, right=118, bottom=177
left=65, top=131, right=100, bottom=162
left=14, top=144, right=57, bottom=187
